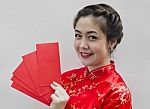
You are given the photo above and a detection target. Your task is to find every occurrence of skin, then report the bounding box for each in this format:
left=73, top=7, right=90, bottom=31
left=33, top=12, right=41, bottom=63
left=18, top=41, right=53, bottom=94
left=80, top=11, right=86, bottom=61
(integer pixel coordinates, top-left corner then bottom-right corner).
left=50, top=82, right=69, bottom=109
left=74, top=16, right=112, bottom=72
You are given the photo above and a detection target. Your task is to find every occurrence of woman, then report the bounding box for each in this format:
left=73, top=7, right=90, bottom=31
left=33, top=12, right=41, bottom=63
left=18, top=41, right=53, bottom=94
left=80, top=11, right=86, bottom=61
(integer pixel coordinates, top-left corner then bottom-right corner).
left=50, top=3, right=132, bottom=109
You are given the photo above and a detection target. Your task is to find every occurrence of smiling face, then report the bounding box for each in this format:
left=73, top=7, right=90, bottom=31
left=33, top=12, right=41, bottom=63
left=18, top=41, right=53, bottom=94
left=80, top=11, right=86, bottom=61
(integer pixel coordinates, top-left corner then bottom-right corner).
left=74, top=16, right=111, bottom=72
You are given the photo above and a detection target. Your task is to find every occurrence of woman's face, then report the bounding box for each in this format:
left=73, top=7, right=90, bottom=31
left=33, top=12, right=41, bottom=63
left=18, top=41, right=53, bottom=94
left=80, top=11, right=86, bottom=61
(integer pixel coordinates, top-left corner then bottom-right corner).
left=74, top=16, right=110, bottom=71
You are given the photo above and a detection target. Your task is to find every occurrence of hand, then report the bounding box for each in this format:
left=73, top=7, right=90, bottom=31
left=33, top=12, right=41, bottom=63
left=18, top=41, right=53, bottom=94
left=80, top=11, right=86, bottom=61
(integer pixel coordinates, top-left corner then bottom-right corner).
left=49, top=82, right=69, bottom=109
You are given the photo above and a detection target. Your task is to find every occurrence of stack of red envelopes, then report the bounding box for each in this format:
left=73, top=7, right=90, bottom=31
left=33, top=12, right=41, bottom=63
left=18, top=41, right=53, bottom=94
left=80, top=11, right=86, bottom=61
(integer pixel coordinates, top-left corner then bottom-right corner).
left=11, top=42, right=62, bottom=106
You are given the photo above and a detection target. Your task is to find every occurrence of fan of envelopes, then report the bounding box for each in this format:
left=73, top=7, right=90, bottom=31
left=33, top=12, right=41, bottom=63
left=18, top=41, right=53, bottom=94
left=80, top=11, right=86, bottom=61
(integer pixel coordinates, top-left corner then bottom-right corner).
left=11, top=42, right=62, bottom=106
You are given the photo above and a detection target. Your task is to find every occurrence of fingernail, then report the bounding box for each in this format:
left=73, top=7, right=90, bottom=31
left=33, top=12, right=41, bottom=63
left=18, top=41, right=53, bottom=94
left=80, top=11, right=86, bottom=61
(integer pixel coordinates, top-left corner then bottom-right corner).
left=50, top=83, right=53, bottom=87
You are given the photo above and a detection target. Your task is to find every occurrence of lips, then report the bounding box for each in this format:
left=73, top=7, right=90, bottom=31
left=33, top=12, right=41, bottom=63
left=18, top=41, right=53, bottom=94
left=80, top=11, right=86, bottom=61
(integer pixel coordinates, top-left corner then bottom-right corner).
left=80, top=52, right=93, bottom=58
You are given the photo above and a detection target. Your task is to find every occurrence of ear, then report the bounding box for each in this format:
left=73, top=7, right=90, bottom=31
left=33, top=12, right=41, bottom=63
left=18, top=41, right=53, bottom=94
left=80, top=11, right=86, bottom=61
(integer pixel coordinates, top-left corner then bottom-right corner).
left=108, top=40, right=117, bottom=49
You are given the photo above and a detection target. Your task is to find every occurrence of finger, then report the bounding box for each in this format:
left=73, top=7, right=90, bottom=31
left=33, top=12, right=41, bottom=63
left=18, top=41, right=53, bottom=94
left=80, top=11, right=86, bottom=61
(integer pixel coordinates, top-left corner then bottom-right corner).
left=50, top=83, right=59, bottom=90
left=52, top=81, right=62, bottom=87
left=50, top=83, right=56, bottom=90
left=51, top=87, right=69, bottom=101
left=53, top=82, right=66, bottom=93
left=51, top=94, right=60, bottom=103
left=51, top=82, right=69, bottom=98
left=54, top=90, right=62, bottom=97
left=59, top=88, right=68, bottom=97
left=50, top=82, right=61, bottom=89
left=51, top=82, right=65, bottom=93
left=50, top=85, right=64, bottom=98
left=55, top=88, right=69, bottom=100
left=61, top=91, right=70, bottom=100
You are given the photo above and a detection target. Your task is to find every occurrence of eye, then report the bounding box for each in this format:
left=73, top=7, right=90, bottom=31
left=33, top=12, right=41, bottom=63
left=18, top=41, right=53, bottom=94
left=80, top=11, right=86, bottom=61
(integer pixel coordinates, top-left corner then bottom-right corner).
left=88, top=35, right=98, bottom=40
left=75, top=34, right=82, bottom=39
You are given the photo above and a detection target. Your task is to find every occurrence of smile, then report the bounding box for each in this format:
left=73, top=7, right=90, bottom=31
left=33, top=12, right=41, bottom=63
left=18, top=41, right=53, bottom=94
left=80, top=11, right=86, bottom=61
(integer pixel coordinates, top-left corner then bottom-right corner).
left=80, top=52, right=93, bottom=58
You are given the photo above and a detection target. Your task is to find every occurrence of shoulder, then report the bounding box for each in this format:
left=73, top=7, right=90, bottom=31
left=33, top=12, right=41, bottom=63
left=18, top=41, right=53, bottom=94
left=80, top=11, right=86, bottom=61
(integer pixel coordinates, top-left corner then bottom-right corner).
left=101, top=74, right=132, bottom=108
left=109, top=70, right=132, bottom=99
left=107, top=69, right=127, bottom=86
left=104, top=84, right=132, bottom=108
left=100, top=70, right=132, bottom=108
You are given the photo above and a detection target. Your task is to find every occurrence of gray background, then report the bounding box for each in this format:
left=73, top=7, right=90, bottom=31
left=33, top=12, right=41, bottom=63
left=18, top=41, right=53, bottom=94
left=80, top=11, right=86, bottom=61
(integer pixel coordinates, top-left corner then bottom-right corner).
left=0, top=0, right=150, bottom=109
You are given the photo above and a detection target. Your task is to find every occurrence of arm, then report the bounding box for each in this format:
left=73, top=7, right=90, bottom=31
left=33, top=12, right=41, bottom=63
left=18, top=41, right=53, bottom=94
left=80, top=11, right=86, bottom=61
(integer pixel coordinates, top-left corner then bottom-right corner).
left=49, top=82, right=69, bottom=109
left=101, top=84, right=132, bottom=109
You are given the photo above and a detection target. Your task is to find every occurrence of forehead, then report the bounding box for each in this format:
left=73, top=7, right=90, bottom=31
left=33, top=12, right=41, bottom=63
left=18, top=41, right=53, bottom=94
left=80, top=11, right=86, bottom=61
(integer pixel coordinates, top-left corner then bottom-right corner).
left=75, top=16, right=104, bottom=34
left=75, top=16, right=96, bottom=28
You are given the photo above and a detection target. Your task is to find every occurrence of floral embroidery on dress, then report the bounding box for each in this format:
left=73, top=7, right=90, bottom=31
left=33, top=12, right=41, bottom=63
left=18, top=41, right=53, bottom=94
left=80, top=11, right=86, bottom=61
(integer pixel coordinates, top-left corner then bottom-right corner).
left=62, top=61, right=132, bottom=109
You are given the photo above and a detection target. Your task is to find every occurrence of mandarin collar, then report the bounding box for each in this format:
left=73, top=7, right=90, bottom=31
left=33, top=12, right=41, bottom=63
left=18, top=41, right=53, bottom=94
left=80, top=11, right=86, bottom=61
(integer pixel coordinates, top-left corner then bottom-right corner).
left=84, top=60, right=115, bottom=80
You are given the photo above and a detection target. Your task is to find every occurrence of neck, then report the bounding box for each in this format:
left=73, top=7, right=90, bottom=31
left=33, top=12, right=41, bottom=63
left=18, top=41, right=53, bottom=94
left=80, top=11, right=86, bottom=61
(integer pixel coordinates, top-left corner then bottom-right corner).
left=87, top=58, right=111, bottom=72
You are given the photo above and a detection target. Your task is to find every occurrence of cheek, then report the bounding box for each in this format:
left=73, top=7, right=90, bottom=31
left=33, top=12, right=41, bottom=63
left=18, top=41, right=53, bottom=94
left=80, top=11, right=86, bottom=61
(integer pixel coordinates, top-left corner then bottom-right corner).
left=91, top=43, right=101, bottom=52
left=92, top=44, right=108, bottom=54
left=74, top=40, right=79, bottom=51
left=92, top=47, right=99, bottom=53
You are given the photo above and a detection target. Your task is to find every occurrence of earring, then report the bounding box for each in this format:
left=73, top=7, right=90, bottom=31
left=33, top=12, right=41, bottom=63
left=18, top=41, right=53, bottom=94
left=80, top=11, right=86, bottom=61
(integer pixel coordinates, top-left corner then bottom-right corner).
left=109, top=48, right=113, bottom=54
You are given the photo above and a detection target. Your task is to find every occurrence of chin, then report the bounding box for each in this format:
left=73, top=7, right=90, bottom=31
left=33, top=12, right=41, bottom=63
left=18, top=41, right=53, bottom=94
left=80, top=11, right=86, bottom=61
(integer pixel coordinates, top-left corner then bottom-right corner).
left=80, top=60, right=93, bottom=66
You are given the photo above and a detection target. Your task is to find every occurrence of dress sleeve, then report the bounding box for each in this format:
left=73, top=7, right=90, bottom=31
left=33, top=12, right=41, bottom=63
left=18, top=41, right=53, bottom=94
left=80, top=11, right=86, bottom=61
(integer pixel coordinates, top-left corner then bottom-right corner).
left=101, top=84, right=132, bottom=109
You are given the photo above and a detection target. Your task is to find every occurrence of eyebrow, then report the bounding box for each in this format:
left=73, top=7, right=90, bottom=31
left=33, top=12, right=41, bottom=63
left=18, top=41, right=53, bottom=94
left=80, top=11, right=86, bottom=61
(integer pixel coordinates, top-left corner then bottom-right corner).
left=75, top=29, right=98, bottom=34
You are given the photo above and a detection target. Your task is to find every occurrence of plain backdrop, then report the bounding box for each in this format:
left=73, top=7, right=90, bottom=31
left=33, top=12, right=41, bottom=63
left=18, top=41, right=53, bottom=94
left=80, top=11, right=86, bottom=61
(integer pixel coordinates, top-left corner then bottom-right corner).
left=0, top=0, right=150, bottom=109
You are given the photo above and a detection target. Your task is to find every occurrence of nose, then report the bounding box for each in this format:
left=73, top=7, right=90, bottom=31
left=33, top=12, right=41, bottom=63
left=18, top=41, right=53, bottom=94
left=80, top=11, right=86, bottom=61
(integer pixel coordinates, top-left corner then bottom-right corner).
left=79, top=38, right=89, bottom=49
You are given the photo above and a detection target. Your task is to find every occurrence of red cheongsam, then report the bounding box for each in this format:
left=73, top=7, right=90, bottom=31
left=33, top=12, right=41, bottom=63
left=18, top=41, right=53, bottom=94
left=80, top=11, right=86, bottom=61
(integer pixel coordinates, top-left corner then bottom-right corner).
left=62, top=61, right=132, bottom=109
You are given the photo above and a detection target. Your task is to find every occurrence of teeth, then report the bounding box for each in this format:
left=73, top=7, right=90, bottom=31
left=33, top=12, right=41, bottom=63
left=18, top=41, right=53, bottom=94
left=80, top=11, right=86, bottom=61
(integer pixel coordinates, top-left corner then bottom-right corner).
left=81, top=52, right=91, bottom=57
left=82, top=53, right=90, bottom=55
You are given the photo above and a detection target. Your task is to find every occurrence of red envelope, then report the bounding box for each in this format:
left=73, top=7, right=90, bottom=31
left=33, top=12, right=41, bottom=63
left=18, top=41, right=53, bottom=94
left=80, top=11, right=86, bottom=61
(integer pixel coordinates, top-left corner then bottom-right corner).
left=11, top=75, right=52, bottom=104
left=11, top=82, right=49, bottom=106
left=36, top=42, right=61, bottom=87
left=11, top=76, right=36, bottom=95
left=22, top=51, right=50, bottom=96
left=11, top=42, right=62, bottom=106
left=12, top=62, right=37, bottom=95
left=11, top=78, right=52, bottom=105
